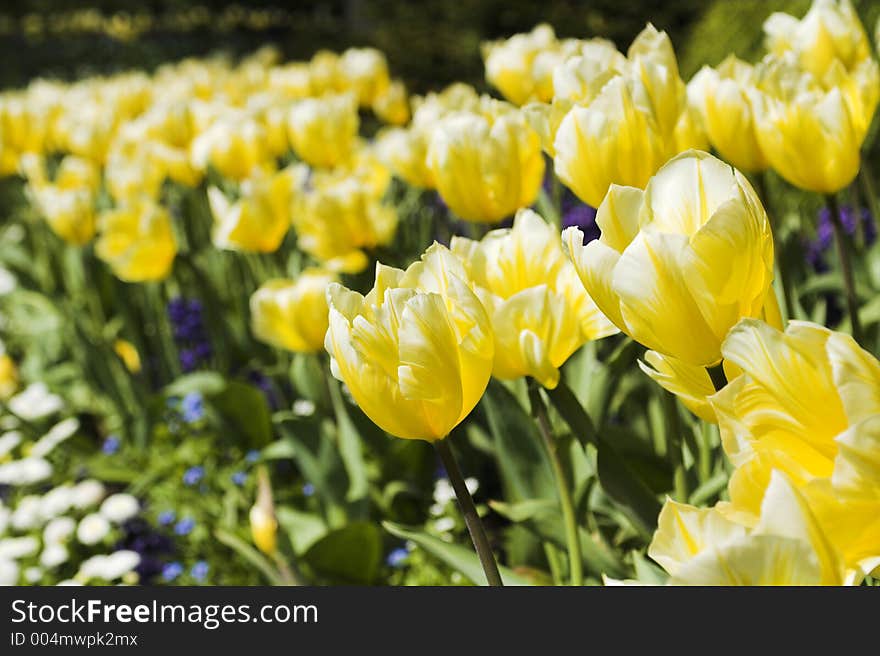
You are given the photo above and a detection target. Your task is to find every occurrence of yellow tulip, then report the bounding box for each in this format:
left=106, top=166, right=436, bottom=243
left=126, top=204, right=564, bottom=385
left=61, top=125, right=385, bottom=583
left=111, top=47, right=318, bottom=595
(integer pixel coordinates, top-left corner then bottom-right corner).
left=649, top=472, right=844, bottom=585
left=54, top=155, right=101, bottom=192
left=250, top=468, right=278, bottom=556
left=308, top=50, right=344, bottom=96
left=451, top=208, right=616, bottom=388
left=749, top=54, right=864, bottom=194
left=764, top=0, right=871, bottom=80
left=564, top=150, right=774, bottom=367
left=339, top=48, right=391, bottom=107
left=190, top=114, right=271, bottom=181
left=427, top=100, right=544, bottom=223
left=29, top=186, right=96, bottom=246
left=688, top=56, right=768, bottom=173
left=287, top=93, right=359, bottom=169
left=113, top=339, right=141, bottom=374
left=482, top=24, right=573, bottom=105
left=550, top=39, right=627, bottom=104
left=375, top=127, right=433, bottom=189
left=324, top=243, right=494, bottom=441
left=250, top=269, right=336, bottom=353
left=208, top=166, right=302, bottom=253
left=293, top=177, right=397, bottom=273
left=372, top=80, right=410, bottom=126
left=0, top=354, right=19, bottom=401
left=95, top=199, right=177, bottom=282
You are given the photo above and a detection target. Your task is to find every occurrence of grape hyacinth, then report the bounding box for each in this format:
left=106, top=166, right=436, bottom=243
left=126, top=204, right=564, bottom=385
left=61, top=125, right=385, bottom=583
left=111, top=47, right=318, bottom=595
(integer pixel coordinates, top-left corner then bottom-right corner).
left=167, top=298, right=212, bottom=373
left=806, top=204, right=875, bottom=272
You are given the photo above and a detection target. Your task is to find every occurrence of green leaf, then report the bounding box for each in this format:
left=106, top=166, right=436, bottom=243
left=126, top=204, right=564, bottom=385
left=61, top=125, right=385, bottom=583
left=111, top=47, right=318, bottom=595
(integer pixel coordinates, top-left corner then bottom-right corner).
left=164, top=372, right=227, bottom=397
left=482, top=380, right=556, bottom=502
left=214, top=529, right=282, bottom=585
left=214, top=381, right=273, bottom=448
left=302, top=522, right=382, bottom=584
left=596, top=440, right=661, bottom=537
left=382, top=522, right=535, bottom=586
left=276, top=507, right=328, bottom=555
left=328, top=378, right=368, bottom=503
left=545, top=379, right=597, bottom=448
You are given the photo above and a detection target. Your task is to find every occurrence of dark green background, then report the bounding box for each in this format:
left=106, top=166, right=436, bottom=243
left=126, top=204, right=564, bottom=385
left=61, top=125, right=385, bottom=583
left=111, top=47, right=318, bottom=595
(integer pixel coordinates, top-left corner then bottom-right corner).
left=0, top=1, right=877, bottom=92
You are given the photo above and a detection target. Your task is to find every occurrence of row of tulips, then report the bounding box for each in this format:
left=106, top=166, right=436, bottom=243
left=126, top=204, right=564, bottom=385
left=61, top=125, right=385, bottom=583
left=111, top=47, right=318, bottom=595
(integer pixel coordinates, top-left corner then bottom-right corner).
left=0, top=0, right=878, bottom=585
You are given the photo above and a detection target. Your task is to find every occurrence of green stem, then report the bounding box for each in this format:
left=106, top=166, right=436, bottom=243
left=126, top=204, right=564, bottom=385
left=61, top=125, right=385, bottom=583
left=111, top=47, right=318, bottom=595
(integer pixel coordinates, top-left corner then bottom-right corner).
left=528, top=382, right=583, bottom=587
left=434, top=439, right=503, bottom=587
left=707, top=364, right=727, bottom=392
left=754, top=172, right=794, bottom=322
left=859, top=158, right=880, bottom=242
left=826, top=193, right=863, bottom=343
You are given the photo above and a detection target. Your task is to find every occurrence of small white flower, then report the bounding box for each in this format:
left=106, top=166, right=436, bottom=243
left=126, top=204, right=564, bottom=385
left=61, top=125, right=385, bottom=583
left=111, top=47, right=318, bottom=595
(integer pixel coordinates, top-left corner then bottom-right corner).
left=433, top=517, right=455, bottom=534
left=78, top=550, right=140, bottom=582
left=76, top=513, right=110, bottom=545
left=0, top=431, right=22, bottom=457
left=0, top=457, right=52, bottom=486
left=39, top=484, right=74, bottom=520
left=11, top=495, right=43, bottom=530
left=99, top=493, right=139, bottom=524
left=465, top=477, right=479, bottom=495
left=30, top=418, right=79, bottom=458
left=56, top=579, right=81, bottom=586
left=40, top=544, right=69, bottom=569
left=24, top=566, right=43, bottom=583
left=0, top=536, right=39, bottom=559
left=429, top=503, right=445, bottom=517
left=0, top=559, right=19, bottom=585
left=292, top=399, right=316, bottom=417
left=0, top=267, right=16, bottom=295
left=433, top=478, right=456, bottom=505
left=44, top=516, right=76, bottom=544
left=8, top=383, right=64, bottom=421
left=71, top=479, right=105, bottom=509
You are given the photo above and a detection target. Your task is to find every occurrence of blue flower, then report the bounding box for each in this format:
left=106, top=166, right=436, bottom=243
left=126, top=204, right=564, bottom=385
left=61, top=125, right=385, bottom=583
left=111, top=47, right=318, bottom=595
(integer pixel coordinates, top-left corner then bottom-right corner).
left=245, top=450, right=261, bottom=464
left=181, top=392, right=204, bottom=423
left=102, top=436, right=120, bottom=455
left=157, top=510, right=176, bottom=526
left=162, top=561, right=184, bottom=582
left=182, top=466, right=204, bottom=486
left=190, top=560, right=209, bottom=582
left=302, top=482, right=315, bottom=497
left=174, top=517, right=195, bottom=536
left=386, top=547, right=409, bottom=568
left=231, top=471, right=247, bottom=486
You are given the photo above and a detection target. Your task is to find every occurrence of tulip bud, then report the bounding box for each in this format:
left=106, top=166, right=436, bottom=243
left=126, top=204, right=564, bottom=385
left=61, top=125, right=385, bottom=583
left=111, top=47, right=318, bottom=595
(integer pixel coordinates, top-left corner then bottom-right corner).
left=113, top=340, right=141, bottom=374
left=564, top=150, right=774, bottom=367
left=250, top=468, right=278, bottom=556
left=324, top=243, right=494, bottom=441
left=451, top=208, right=616, bottom=388
left=250, top=269, right=336, bottom=353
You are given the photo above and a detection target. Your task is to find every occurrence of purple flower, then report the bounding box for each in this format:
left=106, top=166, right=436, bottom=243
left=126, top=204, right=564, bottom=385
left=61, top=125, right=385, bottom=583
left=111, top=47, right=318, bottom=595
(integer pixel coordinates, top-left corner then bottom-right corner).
left=562, top=203, right=599, bottom=244
left=302, top=482, right=315, bottom=497
left=231, top=471, right=247, bottom=486
left=190, top=560, right=209, bottom=582
left=174, top=517, right=195, bottom=536
left=102, top=436, right=120, bottom=455
left=245, top=450, right=261, bottom=464
left=386, top=547, right=409, bottom=568
left=162, top=561, right=184, bottom=582
left=183, top=466, right=204, bottom=486
left=157, top=510, right=176, bottom=526
left=179, top=349, right=198, bottom=373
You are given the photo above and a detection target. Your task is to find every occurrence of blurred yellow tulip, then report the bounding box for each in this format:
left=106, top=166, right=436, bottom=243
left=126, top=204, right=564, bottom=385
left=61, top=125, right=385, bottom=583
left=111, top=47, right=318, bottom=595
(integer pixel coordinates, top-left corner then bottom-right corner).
left=764, top=0, right=871, bottom=80
left=113, top=339, right=141, bottom=374
left=451, top=208, right=616, bottom=388
left=250, top=269, right=336, bottom=353
left=688, top=56, right=768, bottom=173
left=564, top=150, right=774, bottom=367
left=29, top=186, right=96, bottom=246
left=208, top=166, right=302, bottom=253
left=190, top=114, right=271, bottom=181
left=376, top=127, right=433, bottom=189
left=324, top=243, right=494, bottom=441
left=250, top=468, right=278, bottom=556
left=649, top=472, right=844, bottom=585
left=95, top=199, right=177, bottom=282
left=0, top=354, right=19, bottom=401
left=427, top=100, right=544, bottom=223
left=287, top=93, right=359, bottom=169
left=372, top=80, right=410, bottom=126
left=339, top=48, right=392, bottom=107
left=293, top=177, right=397, bottom=273
left=750, top=54, right=867, bottom=194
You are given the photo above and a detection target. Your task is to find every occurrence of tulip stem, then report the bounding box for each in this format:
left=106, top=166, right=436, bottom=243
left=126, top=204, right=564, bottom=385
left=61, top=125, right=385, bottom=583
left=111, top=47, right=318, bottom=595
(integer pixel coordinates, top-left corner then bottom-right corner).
left=859, top=158, right=880, bottom=242
left=528, top=381, right=583, bottom=587
left=434, top=439, right=504, bottom=587
left=826, top=194, right=863, bottom=343
left=706, top=364, right=727, bottom=392
left=754, top=172, right=795, bottom=322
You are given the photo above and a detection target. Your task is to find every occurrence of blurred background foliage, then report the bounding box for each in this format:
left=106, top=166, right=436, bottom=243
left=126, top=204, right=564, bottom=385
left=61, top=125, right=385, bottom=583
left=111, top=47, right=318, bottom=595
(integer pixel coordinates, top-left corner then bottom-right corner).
left=1, top=0, right=877, bottom=92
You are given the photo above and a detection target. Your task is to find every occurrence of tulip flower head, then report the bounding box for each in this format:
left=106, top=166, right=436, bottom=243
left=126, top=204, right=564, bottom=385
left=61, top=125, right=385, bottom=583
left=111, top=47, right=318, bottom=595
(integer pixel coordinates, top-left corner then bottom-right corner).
left=427, top=98, right=545, bottom=223
left=324, top=243, right=494, bottom=441
left=250, top=269, right=336, bottom=354
left=95, top=199, right=177, bottom=282
left=564, top=150, right=774, bottom=367
left=287, top=93, right=359, bottom=169
left=452, top=208, right=617, bottom=388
